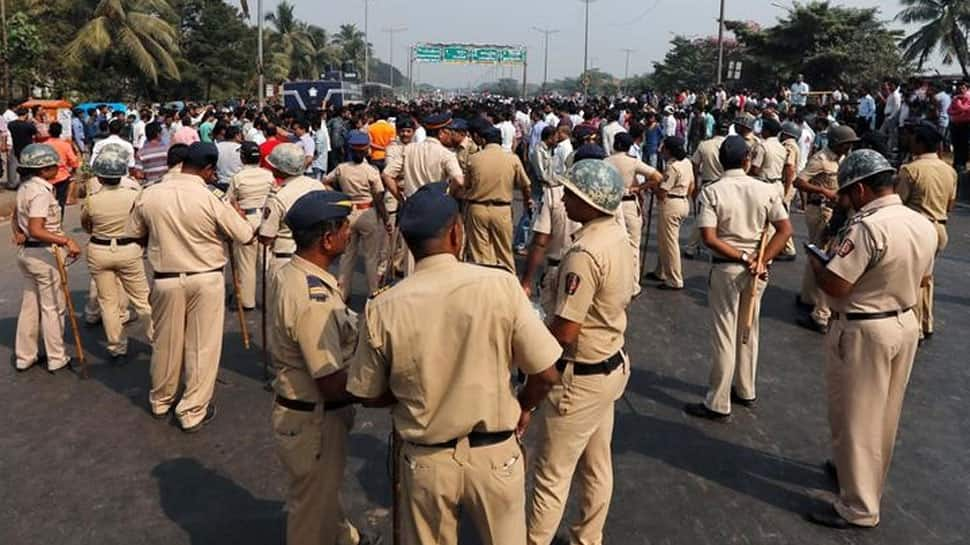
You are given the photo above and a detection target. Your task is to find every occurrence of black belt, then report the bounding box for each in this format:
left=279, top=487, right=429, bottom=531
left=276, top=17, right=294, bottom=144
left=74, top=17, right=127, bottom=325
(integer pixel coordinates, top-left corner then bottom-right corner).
left=666, top=194, right=688, bottom=199
left=555, top=351, right=624, bottom=376
left=275, top=395, right=353, bottom=412
left=621, top=195, right=638, bottom=201
left=547, top=258, right=561, bottom=267
left=413, top=430, right=514, bottom=449
left=242, top=208, right=262, bottom=215
left=467, top=199, right=511, bottom=206
left=711, top=256, right=742, bottom=264
left=806, top=197, right=823, bottom=206
left=90, top=237, right=140, bottom=246
left=23, top=241, right=50, bottom=248
left=154, top=267, right=223, bottom=279
left=832, top=308, right=912, bottom=321
left=932, top=219, right=947, bottom=225
left=274, top=252, right=294, bottom=258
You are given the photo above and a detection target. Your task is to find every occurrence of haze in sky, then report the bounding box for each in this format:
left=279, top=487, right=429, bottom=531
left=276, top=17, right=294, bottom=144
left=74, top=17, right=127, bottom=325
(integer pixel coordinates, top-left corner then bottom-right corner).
left=251, top=0, right=931, bottom=89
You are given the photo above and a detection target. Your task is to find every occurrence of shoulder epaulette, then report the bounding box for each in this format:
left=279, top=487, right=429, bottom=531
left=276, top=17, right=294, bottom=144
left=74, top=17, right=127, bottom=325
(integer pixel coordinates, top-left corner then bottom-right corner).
left=306, top=275, right=330, bottom=302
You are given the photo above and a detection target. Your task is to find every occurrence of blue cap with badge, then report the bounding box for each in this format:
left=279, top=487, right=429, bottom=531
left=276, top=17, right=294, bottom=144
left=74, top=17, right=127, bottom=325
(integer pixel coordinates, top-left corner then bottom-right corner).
left=398, top=182, right=458, bottom=241
left=422, top=112, right=453, bottom=130
left=348, top=130, right=370, bottom=150
left=451, top=118, right=469, bottom=131
left=285, top=191, right=354, bottom=232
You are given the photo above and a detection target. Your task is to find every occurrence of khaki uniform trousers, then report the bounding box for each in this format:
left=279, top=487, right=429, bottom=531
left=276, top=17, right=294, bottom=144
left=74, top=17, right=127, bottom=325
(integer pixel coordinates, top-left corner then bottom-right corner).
left=15, top=250, right=69, bottom=370
left=800, top=204, right=832, bottom=325
left=781, top=185, right=797, bottom=256
left=705, top=264, right=766, bottom=414
left=149, top=271, right=225, bottom=428
left=824, top=311, right=919, bottom=527
left=402, top=434, right=526, bottom=545
left=620, top=200, right=643, bottom=287
left=528, top=359, right=630, bottom=545
left=233, top=212, right=264, bottom=309
left=915, top=223, right=947, bottom=337
left=464, top=203, right=515, bottom=273
left=655, top=198, right=689, bottom=288
left=338, top=207, right=386, bottom=297
left=539, top=264, right=560, bottom=318
left=84, top=277, right=130, bottom=324
left=273, top=404, right=360, bottom=545
left=86, top=242, right=153, bottom=356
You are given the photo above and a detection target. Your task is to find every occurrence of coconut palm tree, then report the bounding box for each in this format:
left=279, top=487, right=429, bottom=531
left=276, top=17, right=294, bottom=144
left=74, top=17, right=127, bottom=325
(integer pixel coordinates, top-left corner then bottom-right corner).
left=265, top=0, right=314, bottom=80
left=331, top=24, right=369, bottom=73
left=64, top=0, right=180, bottom=83
left=897, top=0, right=970, bottom=77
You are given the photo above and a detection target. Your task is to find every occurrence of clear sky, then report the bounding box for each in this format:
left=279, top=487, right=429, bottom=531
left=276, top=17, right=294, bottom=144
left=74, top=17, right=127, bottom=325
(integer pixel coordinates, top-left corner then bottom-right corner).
left=247, top=0, right=928, bottom=89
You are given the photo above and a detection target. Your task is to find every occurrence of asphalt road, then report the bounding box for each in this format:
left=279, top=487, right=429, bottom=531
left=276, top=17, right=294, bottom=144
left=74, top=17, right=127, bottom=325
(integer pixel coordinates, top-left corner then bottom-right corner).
left=1, top=202, right=968, bottom=545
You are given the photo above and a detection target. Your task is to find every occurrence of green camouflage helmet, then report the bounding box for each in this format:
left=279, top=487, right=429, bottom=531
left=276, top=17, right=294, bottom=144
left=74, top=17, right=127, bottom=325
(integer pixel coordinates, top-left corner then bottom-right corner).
left=267, top=143, right=307, bottom=176
left=92, top=143, right=131, bottom=178
left=19, top=143, right=60, bottom=169
left=561, top=159, right=624, bottom=214
left=837, top=149, right=895, bottom=192
left=734, top=113, right=757, bottom=131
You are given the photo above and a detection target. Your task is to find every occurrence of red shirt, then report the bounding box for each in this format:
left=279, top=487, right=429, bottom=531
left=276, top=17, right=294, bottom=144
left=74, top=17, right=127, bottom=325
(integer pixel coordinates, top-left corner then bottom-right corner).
left=259, top=137, right=281, bottom=170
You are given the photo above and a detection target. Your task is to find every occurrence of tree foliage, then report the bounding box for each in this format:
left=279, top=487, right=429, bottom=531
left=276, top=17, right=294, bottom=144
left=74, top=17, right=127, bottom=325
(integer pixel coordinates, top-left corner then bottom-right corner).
left=897, top=0, right=970, bottom=77
left=651, top=36, right=743, bottom=94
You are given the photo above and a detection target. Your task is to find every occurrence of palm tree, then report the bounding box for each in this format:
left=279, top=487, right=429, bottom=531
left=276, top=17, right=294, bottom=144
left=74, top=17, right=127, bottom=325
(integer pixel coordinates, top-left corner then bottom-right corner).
left=265, top=0, right=314, bottom=80
left=331, top=24, right=369, bottom=74
left=897, top=0, right=970, bottom=77
left=64, top=0, right=180, bottom=83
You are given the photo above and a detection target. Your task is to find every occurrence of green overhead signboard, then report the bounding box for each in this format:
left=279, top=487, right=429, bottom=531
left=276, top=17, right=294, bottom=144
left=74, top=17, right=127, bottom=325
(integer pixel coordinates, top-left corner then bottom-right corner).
left=415, top=44, right=526, bottom=65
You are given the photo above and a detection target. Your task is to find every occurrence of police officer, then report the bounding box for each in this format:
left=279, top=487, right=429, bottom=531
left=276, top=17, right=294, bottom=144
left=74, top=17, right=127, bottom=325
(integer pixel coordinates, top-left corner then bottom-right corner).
left=804, top=149, right=937, bottom=529
left=268, top=190, right=378, bottom=545
left=127, top=142, right=255, bottom=432
left=794, top=125, right=859, bottom=334
left=227, top=141, right=274, bottom=310
left=684, top=120, right=728, bottom=259
left=527, top=160, right=634, bottom=545
left=258, top=143, right=325, bottom=279
left=777, top=121, right=803, bottom=260
left=452, top=118, right=479, bottom=179
left=684, top=136, right=792, bottom=420
left=895, top=122, right=957, bottom=341
left=381, top=112, right=463, bottom=201
left=735, top=113, right=764, bottom=177
left=347, top=182, right=562, bottom=545
left=462, top=126, right=532, bottom=272
left=645, top=135, right=694, bottom=290
left=325, top=130, right=385, bottom=297
left=81, top=144, right=152, bottom=364
left=13, top=143, right=80, bottom=372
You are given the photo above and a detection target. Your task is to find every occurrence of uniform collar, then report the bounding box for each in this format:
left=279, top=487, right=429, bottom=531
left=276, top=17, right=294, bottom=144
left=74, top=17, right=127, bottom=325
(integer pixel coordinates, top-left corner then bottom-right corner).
left=860, top=194, right=901, bottom=213
left=425, top=136, right=443, bottom=147
left=29, top=176, right=53, bottom=191
left=821, top=147, right=840, bottom=162
left=484, top=143, right=503, bottom=151
left=414, top=253, right=458, bottom=273
left=572, top=215, right=614, bottom=240
left=291, top=255, right=340, bottom=291
left=722, top=168, right=748, bottom=178
left=167, top=172, right=208, bottom=186
left=916, top=152, right=938, bottom=161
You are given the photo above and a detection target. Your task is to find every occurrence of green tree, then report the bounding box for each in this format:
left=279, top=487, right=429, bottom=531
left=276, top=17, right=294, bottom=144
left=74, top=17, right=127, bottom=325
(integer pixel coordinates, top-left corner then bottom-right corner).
left=897, top=0, right=970, bottom=77
left=651, top=36, right=743, bottom=94
left=264, top=0, right=314, bottom=81
left=64, top=0, right=181, bottom=84
left=331, top=24, right=370, bottom=75
left=2, top=12, right=45, bottom=98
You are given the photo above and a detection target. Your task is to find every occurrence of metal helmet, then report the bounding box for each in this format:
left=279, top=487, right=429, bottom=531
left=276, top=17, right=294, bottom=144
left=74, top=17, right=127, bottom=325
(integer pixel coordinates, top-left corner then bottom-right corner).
left=19, top=143, right=60, bottom=169
left=734, top=113, right=757, bottom=131
left=561, top=159, right=624, bottom=214
left=781, top=121, right=802, bottom=140
left=91, top=143, right=131, bottom=178
left=837, top=149, right=895, bottom=192
left=266, top=143, right=306, bottom=176
left=828, top=125, right=860, bottom=147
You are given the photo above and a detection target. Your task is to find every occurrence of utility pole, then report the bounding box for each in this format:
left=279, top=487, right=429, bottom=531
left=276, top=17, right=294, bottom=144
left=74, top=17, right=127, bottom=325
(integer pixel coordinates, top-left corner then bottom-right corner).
left=1, top=0, right=8, bottom=101
left=382, top=26, right=407, bottom=90
left=257, top=0, right=264, bottom=108
left=621, top=48, right=636, bottom=95
left=579, top=0, right=597, bottom=97
left=531, top=27, right=559, bottom=94
left=363, top=0, right=374, bottom=83
left=716, top=0, right=726, bottom=85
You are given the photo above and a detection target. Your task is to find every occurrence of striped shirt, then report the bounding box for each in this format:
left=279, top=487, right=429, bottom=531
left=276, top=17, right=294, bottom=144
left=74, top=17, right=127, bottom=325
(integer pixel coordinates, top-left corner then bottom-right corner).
left=137, top=140, right=170, bottom=184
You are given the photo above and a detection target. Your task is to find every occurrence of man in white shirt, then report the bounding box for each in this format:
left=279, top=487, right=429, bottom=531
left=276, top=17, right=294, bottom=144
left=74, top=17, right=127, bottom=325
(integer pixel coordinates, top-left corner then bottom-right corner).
left=662, top=106, right=677, bottom=137
left=552, top=125, right=573, bottom=176
left=857, top=92, right=876, bottom=131
left=216, top=125, right=244, bottom=185
left=293, top=120, right=315, bottom=172
left=312, top=115, right=331, bottom=179
left=932, top=82, right=951, bottom=134
left=90, top=119, right=135, bottom=168
left=496, top=111, right=516, bottom=153
left=880, top=79, right=903, bottom=153
left=601, top=109, right=627, bottom=155
left=791, top=74, right=810, bottom=108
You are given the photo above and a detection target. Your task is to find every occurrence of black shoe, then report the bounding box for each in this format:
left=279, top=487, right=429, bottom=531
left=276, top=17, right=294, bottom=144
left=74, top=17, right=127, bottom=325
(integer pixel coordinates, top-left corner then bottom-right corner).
left=805, top=507, right=867, bottom=530
left=794, top=295, right=813, bottom=310
left=683, top=402, right=730, bottom=421
left=775, top=253, right=797, bottom=262
left=823, top=459, right=838, bottom=484
left=730, top=389, right=757, bottom=408
left=657, top=284, right=684, bottom=291
left=110, top=353, right=128, bottom=366
left=151, top=408, right=171, bottom=420
left=180, top=404, right=216, bottom=433
left=357, top=533, right=384, bottom=545
left=796, top=316, right=829, bottom=334
left=643, top=272, right=664, bottom=282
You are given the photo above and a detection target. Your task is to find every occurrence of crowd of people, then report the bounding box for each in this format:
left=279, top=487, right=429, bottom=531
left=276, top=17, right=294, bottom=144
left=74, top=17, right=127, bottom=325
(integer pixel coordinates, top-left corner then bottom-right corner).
left=5, top=74, right=959, bottom=544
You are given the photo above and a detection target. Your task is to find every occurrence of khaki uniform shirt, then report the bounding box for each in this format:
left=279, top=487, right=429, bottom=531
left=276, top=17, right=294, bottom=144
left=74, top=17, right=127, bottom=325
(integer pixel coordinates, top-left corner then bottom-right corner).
left=782, top=138, right=801, bottom=177
left=798, top=147, right=841, bottom=204
left=385, top=139, right=406, bottom=168
left=86, top=176, right=141, bottom=197
left=82, top=184, right=141, bottom=238
left=533, top=185, right=581, bottom=261
left=896, top=153, right=958, bottom=222
left=347, top=254, right=562, bottom=444
left=553, top=216, right=635, bottom=364
left=605, top=153, right=659, bottom=192
left=661, top=158, right=694, bottom=197
left=529, top=141, right=554, bottom=185
left=384, top=137, right=463, bottom=197
left=259, top=175, right=323, bottom=254
left=692, top=135, right=725, bottom=183
left=697, top=168, right=789, bottom=257
left=270, top=256, right=356, bottom=403
left=227, top=165, right=274, bottom=211
left=327, top=161, right=382, bottom=202
left=746, top=133, right=766, bottom=170
left=464, top=143, right=530, bottom=202
left=126, top=173, right=254, bottom=273
left=826, top=195, right=937, bottom=313
left=17, top=177, right=62, bottom=240
left=456, top=137, right=480, bottom=177
left=759, top=136, right=788, bottom=182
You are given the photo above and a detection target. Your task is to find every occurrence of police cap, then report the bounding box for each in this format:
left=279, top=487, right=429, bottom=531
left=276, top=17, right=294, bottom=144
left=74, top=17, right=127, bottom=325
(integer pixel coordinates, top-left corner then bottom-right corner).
left=574, top=143, right=607, bottom=161
left=398, top=182, right=458, bottom=241
left=240, top=141, right=261, bottom=162
left=184, top=142, right=220, bottom=169
left=285, top=190, right=353, bottom=232
left=422, top=112, right=452, bottom=130
left=348, top=130, right=370, bottom=150
left=395, top=116, right=415, bottom=130
left=450, top=118, right=469, bottom=131
left=719, top=135, right=749, bottom=166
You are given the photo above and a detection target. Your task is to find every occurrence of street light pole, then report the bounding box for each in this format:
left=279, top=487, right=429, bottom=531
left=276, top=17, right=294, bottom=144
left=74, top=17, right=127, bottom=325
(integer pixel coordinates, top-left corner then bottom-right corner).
left=579, top=0, right=596, bottom=97
left=621, top=48, right=636, bottom=95
left=716, top=0, right=725, bottom=85
left=382, top=26, right=407, bottom=90
left=531, top=27, right=559, bottom=94
left=257, top=0, right=264, bottom=108
left=363, top=0, right=373, bottom=83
